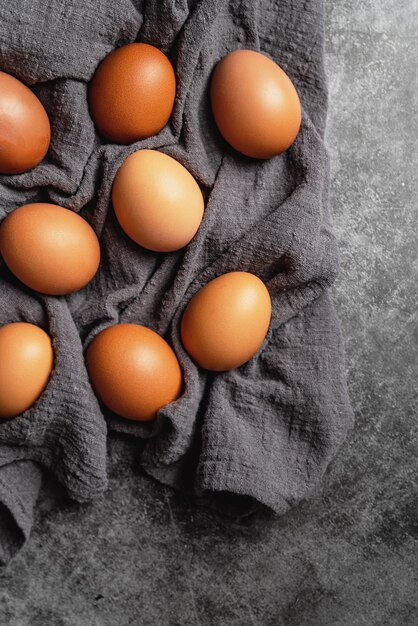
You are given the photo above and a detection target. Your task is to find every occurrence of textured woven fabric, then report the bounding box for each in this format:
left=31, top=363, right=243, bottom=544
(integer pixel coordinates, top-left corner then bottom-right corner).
left=0, top=0, right=353, bottom=564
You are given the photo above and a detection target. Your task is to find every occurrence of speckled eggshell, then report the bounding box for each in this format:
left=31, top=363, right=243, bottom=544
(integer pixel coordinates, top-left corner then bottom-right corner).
left=210, top=49, right=301, bottom=159
left=86, top=324, right=182, bottom=422
left=0, top=71, right=50, bottom=174
left=0, top=322, right=53, bottom=419
left=88, top=43, right=176, bottom=144
left=181, top=272, right=272, bottom=371
left=0, top=203, right=100, bottom=295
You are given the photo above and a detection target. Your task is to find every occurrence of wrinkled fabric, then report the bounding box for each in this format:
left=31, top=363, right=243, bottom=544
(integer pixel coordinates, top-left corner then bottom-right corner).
left=0, top=0, right=353, bottom=564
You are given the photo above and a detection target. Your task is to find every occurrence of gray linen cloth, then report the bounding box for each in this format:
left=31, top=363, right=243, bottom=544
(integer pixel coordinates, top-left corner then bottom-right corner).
left=0, top=0, right=353, bottom=564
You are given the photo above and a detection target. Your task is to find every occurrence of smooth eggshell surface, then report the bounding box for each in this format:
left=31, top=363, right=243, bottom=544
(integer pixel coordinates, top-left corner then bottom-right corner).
left=210, top=49, right=301, bottom=159
left=0, top=203, right=100, bottom=295
left=112, top=149, right=204, bottom=252
left=0, top=322, right=53, bottom=419
left=181, top=272, right=272, bottom=371
left=86, top=324, right=182, bottom=421
left=0, top=71, right=51, bottom=174
left=88, top=43, right=176, bottom=144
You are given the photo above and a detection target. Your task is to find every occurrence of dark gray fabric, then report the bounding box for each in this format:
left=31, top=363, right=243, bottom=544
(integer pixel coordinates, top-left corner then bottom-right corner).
left=0, top=0, right=353, bottom=563
left=0, top=461, right=42, bottom=565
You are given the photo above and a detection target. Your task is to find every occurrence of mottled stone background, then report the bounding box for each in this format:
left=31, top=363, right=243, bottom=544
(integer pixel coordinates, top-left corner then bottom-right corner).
left=1, top=0, right=417, bottom=624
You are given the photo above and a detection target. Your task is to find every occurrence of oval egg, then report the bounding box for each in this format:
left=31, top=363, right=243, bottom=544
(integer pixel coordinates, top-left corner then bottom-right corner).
left=89, top=43, right=176, bottom=144
left=0, top=322, right=53, bottom=419
left=86, top=324, right=182, bottom=422
left=0, top=71, right=51, bottom=174
left=181, top=272, right=271, bottom=371
left=112, top=149, right=204, bottom=252
left=210, top=49, right=301, bottom=159
left=0, top=203, right=100, bottom=295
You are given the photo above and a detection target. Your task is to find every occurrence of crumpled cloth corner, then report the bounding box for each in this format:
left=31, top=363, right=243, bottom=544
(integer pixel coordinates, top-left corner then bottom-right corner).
left=0, top=460, right=42, bottom=566
left=0, top=0, right=353, bottom=565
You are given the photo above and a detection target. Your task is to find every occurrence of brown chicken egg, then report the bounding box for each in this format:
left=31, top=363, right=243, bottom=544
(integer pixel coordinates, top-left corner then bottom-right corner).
left=0, top=322, right=53, bottom=419
left=88, top=43, right=176, bottom=143
left=181, top=272, right=271, bottom=371
left=86, top=324, right=182, bottom=421
left=0, top=203, right=100, bottom=295
left=0, top=71, right=51, bottom=174
left=112, top=149, right=204, bottom=252
left=210, top=49, right=301, bottom=159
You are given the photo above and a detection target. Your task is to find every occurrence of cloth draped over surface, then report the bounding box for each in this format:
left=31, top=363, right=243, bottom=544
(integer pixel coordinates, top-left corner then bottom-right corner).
left=0, top=0, right=353, bottom=564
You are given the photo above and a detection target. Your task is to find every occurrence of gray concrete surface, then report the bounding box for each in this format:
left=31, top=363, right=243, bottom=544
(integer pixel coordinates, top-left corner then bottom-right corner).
left=1, top=0, right=417, bottom=624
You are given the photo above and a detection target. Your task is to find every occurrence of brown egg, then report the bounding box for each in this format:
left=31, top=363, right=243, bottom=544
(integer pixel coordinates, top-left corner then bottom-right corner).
left=86, top=324, right=182, bottom=421
left=0, top=71, right=50, bottom=174
left=210, top=49, right=301, bottom=159
left=0, top=322, right=53, bottom=419
left=0, top=203, right=100, bottom=295
left=181, top=272, right=271, bottom=371
left=88, top=43, right=176, bottom=144
left=112, top=149, right=204, bottom=252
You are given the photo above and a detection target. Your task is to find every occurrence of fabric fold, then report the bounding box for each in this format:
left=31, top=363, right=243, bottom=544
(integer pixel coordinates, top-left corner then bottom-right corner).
left=0, top=283, right=108, bottom=502
left=142, top=290, right=353, bottom=513
left=0, top=0, right=353, bottom=564
left=0, top=460, right=42, bottom=565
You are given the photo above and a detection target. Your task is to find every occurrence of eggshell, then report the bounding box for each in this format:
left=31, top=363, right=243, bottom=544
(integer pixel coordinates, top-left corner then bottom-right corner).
left=0, top=71, right=51, bottom=174
left=210, top=49, right=301, bottom=159
left=181, top=272, right=271, bottom=371
left=88, top=43, right=176, bottom=144
left=112, top=149, right=204, bottom=252
left=0, top=322, right=53, bottom=419
left=0, top=203, right=100, bottom=295
left=86, top=324, right=182, bottom=421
